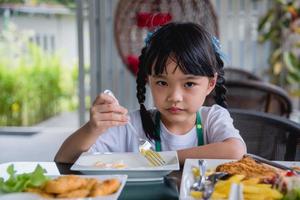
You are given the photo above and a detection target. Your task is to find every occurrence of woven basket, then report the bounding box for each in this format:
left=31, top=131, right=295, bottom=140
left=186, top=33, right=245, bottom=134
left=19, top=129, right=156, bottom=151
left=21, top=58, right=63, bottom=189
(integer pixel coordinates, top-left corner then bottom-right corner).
left=114, top=0, right=219, bottom=75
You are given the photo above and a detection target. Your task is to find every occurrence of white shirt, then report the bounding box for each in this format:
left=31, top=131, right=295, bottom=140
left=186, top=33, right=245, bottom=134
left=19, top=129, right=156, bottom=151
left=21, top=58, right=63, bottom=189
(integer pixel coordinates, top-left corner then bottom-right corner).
left=89, top=104, right=245, bottom=153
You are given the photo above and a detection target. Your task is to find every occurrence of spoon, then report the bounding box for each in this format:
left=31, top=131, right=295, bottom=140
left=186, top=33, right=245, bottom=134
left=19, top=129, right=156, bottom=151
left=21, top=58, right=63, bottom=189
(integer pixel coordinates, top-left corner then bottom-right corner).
left=191, top=160, right=206, bottom=191
left=207, top=172, right=229, bottom=183
left=191, top=163, right=229, bottom=199
left=202, top=180, right=214, bottom=200
left=202, top=172, right=229, bottom=199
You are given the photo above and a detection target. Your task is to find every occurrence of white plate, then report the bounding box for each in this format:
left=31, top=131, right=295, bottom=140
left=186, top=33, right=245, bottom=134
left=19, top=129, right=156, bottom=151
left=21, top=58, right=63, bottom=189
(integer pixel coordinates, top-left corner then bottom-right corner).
left=71, top=151, right=179, bottom=181
left=179, top=159, right=300, bottom=200
left=0, top=174, right=127, bottom=200
left=0, top=162, right=60, bottom=181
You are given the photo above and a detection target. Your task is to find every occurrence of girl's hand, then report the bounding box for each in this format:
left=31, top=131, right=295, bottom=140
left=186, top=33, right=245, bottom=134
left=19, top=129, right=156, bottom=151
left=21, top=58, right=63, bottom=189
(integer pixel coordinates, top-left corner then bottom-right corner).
left=88, top=93, right=129, bottom=135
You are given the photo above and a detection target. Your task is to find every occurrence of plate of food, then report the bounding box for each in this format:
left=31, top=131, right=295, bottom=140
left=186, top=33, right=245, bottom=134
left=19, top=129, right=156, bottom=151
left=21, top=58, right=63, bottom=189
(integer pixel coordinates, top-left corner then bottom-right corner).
left=180, top=156, right=300, bottom=200
left=71, top=151, right=180, bottom=181
left=0, top=164, right=127, bottom=200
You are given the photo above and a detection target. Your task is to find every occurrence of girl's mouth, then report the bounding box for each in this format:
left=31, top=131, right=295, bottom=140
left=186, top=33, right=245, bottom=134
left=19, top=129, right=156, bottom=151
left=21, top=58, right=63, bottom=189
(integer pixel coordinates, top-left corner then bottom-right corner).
left=167, top=107, right=183, bottom=113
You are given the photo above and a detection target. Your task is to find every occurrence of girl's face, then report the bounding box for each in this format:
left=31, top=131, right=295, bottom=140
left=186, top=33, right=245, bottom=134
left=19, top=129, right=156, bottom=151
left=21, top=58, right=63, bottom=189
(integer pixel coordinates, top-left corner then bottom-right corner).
left=148, top=58, right=216, bottom=125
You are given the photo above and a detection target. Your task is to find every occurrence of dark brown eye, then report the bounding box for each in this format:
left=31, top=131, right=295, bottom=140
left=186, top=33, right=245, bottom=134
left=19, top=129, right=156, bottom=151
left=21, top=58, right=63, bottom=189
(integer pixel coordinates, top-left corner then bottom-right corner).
left=156, top=81, right=167, bottom=86
left=184, top=82, right=195, bottom=88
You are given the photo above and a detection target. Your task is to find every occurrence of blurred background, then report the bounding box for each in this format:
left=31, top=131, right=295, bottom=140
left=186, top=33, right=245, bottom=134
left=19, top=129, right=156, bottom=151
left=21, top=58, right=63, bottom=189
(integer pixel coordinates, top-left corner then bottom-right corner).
left=0, top=0, right=299, bottom=163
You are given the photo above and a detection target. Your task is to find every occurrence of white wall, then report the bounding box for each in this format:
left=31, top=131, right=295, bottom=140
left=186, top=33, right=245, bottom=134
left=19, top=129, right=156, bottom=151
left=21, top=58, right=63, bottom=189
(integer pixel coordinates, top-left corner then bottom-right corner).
left=0, top=12, right=90, bottom=67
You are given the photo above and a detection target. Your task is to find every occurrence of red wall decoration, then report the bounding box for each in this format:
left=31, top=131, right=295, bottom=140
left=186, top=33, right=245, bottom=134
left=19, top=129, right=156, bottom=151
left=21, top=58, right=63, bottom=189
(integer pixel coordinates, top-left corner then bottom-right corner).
left=114, top=0, right=218, bottom=76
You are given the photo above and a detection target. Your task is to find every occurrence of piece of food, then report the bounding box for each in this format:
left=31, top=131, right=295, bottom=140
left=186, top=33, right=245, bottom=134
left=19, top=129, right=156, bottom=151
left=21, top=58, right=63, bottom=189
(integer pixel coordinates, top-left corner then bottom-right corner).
left=0, top=165, right=122, bottom=198
left=90, top=178, right=121, bottom=197
left=56, top=188, right=90, bottom=198
left=190, top=190, right=202, bottom=199
left=94, top=161, right=126, bottom=169
left=191, top=167, right=200, bottom=178
left=0, top=164, right=49, bottom=193
left=43, top=175, right=88, bottom=194
left=25, top=187, right=54, bottom=198
left=279, top=171, right=300, bottom=200
left=189, top=157, right=286, bottom=200
left=212, top=175, right=283, bottom=200
left=216, top=156, right=278, bottom=183
left=85, top=178, right=98, bottom=190
left=26, top=176, right=121, bottom=198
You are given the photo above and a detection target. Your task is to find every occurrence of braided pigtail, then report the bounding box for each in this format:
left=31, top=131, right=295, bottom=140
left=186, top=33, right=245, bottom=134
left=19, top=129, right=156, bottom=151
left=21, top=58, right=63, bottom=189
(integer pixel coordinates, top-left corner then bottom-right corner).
left=213, top=55, right=228, bottom=108
left=136, top=47, right=158, bottom=141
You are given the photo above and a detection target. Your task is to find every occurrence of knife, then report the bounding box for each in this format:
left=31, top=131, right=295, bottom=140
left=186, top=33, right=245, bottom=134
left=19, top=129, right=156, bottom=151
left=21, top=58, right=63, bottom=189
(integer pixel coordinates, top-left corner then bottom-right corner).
left=246, top=153, right=299, bottom=173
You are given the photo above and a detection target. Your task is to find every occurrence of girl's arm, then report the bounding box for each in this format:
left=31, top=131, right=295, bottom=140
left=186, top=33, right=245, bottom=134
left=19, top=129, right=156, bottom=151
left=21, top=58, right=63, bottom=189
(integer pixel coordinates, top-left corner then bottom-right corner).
left=55, top=122, right=101, bottom=163
left=54, top=93, right=129, bottom=163
left=177, top=138, right=246, bottom=165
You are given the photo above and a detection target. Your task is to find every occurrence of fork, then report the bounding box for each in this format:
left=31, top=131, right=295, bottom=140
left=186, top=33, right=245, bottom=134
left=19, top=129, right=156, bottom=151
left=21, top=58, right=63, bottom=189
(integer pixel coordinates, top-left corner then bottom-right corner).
left=103, top=90, right=166, bottom=167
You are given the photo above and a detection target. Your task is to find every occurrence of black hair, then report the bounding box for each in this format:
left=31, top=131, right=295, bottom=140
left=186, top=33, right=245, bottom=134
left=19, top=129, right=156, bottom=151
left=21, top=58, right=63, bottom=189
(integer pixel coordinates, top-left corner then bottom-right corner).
left=136, top=22, right=227, bottom=141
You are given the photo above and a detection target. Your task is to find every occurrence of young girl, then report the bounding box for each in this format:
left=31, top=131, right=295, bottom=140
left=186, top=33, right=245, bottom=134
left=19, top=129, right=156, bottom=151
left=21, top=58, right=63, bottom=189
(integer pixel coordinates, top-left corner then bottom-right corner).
left=55, top=22, right=246, bottom=164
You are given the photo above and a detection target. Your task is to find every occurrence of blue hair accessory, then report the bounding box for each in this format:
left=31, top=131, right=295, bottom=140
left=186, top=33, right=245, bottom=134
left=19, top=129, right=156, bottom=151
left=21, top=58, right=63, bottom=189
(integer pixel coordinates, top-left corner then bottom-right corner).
left=144, top=31, right=154, bottom=45
left=212, top=36, right=228, bottom=62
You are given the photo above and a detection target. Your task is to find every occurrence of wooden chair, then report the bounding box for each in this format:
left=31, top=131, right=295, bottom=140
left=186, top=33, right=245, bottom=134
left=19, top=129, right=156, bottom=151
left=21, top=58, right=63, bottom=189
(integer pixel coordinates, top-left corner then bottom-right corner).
left=229, top=109, right=300, bottom=161
left=205, top=80, right=293, bottom=117
left=224, top=67, right=262, bottom=81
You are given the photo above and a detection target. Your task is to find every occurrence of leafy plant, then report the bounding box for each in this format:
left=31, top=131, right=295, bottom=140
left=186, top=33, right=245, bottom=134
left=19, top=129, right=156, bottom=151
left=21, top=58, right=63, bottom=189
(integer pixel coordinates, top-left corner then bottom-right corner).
left=0, top=23, right=77, bottom=126
left=0, top=164, right=49, bottom=193
left=258, top=0, right=300, bottom=96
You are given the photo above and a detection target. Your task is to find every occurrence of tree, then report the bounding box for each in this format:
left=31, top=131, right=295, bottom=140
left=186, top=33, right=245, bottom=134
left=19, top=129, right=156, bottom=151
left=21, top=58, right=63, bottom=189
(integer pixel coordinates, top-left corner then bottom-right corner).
left=258, top=0, right=300, bottom=96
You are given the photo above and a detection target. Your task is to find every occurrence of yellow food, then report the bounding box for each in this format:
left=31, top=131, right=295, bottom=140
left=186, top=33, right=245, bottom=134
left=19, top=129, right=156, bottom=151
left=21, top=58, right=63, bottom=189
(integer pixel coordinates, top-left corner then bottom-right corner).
left=192, top=167, right=200, bottom=178
left=90, top=179, right=121, bottom=197
left=189, top=157, right=285, bottom=199
left=94, top=161, right=126, bottom=169
left=44, top=175, right=87, bottom=194
left=190, top=190, right=202, bottom=199
left=211, top=175, right=283, bottom=200
left=25, top=187, right=54, bottom=198
left=26, top=175, right=121, bottom=198
left=216, top=156, right=278, bottom=183
left=56, top=188, right=90, bottom=198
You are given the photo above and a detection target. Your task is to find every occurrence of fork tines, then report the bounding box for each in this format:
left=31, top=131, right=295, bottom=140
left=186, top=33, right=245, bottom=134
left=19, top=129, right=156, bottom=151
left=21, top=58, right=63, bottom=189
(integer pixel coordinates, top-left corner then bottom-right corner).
left=141, top=149, right=166, bottom=166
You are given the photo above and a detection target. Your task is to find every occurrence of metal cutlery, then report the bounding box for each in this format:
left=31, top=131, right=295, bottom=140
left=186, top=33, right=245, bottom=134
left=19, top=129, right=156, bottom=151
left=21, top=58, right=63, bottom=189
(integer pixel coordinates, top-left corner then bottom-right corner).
left=229, top=183, right=243, bottom=200
left=246, top=153, right=299, bottom=173
left=207, top=171, right=230, bottom=183
left=190, top=160, right=214, bottom=200
left=103, top=90, right=166, bottom=167
left=191, top=160, right=229, bottom=199
left=191, top=160, right=206, bottom=191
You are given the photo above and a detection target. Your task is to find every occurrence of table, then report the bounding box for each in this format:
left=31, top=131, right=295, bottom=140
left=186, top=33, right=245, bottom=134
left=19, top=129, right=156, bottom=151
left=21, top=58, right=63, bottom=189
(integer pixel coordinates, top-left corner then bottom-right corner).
left=0, top=161, right=181, bottom=200
left=56, top=162, right=181, bottom=200
left=3, top=159, right=300, bottom=200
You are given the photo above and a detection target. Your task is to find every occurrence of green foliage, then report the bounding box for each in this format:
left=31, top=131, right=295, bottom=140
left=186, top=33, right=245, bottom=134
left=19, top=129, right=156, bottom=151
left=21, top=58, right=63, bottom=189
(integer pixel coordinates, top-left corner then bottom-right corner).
left=283, top=188, right=300, bottom=200
left=0, top=164, right=49, bottom=193
left=0, top=0, right=24, bottom=3
left=258, top=0, right=300, bottom=96
left=0, top=23, right=77, bottom=126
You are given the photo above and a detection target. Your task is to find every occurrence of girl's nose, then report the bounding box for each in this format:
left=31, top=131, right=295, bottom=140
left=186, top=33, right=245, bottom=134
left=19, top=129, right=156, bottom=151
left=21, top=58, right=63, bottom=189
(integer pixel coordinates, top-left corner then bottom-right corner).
left=167, top=89, right=183, bottom=102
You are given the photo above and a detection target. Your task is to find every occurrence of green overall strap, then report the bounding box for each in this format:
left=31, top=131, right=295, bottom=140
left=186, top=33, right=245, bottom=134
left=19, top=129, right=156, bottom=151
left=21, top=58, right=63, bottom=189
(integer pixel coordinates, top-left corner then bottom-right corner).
left=196, top=111, right=204, bottom=146
left=155, top=112, right=162, bottom=152
left=154, top=111, right=204, bottom=152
